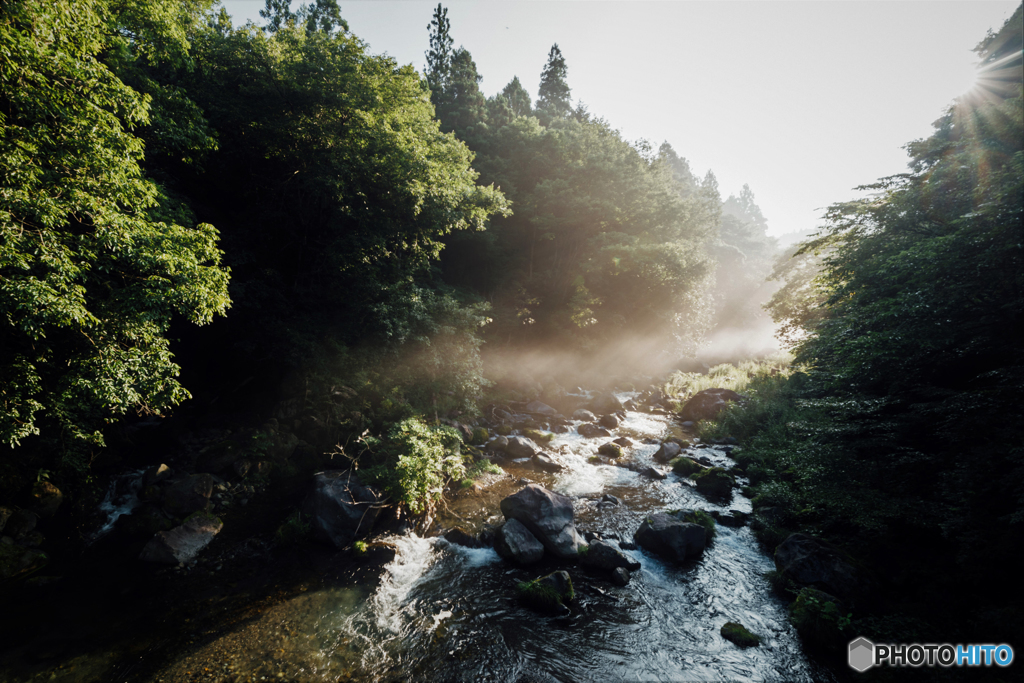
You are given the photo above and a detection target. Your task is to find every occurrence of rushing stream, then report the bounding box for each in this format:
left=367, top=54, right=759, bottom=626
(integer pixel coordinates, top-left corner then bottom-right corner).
left=151, top=397, right=836, bottom=683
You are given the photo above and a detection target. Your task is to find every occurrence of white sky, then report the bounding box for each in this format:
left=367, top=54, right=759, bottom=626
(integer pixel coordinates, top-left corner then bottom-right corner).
left=220, top=1, right=1020, bottom=238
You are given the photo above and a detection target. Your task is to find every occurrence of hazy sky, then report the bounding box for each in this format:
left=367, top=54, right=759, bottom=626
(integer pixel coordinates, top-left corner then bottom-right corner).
left=220, top=1, right=1020, bottom=238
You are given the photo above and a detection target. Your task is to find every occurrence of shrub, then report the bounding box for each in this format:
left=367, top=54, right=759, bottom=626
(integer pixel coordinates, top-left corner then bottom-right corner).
left=362, top=417, right=465, bottom=515
left=681, top=509, right=717, bottom=543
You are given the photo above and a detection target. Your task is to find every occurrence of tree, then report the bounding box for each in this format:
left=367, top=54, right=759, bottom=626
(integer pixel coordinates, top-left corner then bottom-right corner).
left=0, top=0, right=230, bottom=456
left=501, top=76, right=533, bottom=118
left=425, top=3, right=453, bottom=98
left=536, top=43, right=571, bottom=124
left=434, top=47, right=488, bottom=140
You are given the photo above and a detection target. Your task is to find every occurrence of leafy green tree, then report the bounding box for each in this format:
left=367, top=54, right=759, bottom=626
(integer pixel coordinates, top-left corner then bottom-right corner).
left=536, top=43, right=571, bottom=125
left=0, top=0, right=230, bottom=455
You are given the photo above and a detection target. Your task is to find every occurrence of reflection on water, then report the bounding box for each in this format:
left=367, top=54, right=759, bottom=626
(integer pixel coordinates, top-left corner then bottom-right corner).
left=150, top=406, right=834, bottom=682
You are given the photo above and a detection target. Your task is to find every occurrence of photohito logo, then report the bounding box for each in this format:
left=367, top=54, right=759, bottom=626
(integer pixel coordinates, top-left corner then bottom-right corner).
left=849, top=637, right=1015, bottom=671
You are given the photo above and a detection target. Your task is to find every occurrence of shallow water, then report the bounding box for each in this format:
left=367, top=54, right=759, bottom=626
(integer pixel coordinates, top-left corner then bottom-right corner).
left=148, top=402, right=835, bottom=682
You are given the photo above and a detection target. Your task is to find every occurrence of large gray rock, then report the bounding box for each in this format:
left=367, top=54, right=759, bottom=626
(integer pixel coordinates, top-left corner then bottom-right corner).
left=679, top=388, right=743, bottom=422
left=162, top=474, right=213, bottom=518
left=578, top=423, right=611, bottom=438
left=494, top=519, right=545, bottom=565
left=139, top=512, right=223, bottom=564
left=500, top=484, right=584, bottom=560
left=526, top=400, right=558, bottom=417
left=533, top=453, right=564, bottom=473
left=599, top=413, right=620, bottom=429
left=572, top=409, right=597, bottom=422
left=653, top=441, right=682, bottom=463
left=580, top=539, right=641, bottom=572
left=302, top=471, right=382, bottom=549
left=634, top=512, right=706, bottom=563
left=505, top=436, right=539, bottom=459
left=775, top=533, right=861, bottom=603
left=487, top=435, right=509, bottom=452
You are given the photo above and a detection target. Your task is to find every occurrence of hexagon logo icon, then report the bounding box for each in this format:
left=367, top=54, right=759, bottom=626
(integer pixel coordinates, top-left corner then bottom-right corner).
left=848, top=637, right=875, bottom=672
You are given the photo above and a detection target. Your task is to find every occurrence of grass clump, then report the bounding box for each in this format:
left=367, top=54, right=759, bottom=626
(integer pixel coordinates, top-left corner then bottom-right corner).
left=274, top=511, right=310, bottom=545
left=681, top=509, right=717, bottom=543
left=670, top=457, right=704, bottom=477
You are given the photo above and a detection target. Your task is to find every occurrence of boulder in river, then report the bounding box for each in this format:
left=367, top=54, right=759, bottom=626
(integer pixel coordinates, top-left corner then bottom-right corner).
left=443, top=527, right=482, bottom=549
left=653, top=441, right=682, bottom=463
left=721, top=621, right=761, bottom=648
left=599, top=413, right=620, bottom=429
left=526, top=400, right=558, bottom=417
left=495, top=519, right=545, bottom=565
left=139, top=511, right=223, bottom=565
left=114, top=504, right=175, bottom=539
left=533, top=453, right=563, bottom=473
left=578, top=423, right=611, bottom=438
left=634, top=512, right=706, bottom=563
left=517, top=570, right=574, bottom=614
left=142, top=464, right=172, bottom=488
left=505, top=436, right=539, bottom=459
left=572, top=409, right=597, bottom=422
left=500, top=484, right=585, bottom=560
left=774, top=533, right=861, bottom=603
left=580, top=539, right=641, bottom=572
left=301, top=471, right=382, bottom=549
left=692, top=468, right=735, bottom=499
left=671, top=457, right=705, bottom=477
left=611, top=567, right=630, bottom=586
left=162, top=473, right=214, bottom=518
left=588, top=393, right=624, bottom=414
left=679, top=388, right=744, bottom=422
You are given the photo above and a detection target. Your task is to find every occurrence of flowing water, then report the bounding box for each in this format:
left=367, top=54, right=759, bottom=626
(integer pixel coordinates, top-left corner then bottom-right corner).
left=150, top=400, right=836, bottom=683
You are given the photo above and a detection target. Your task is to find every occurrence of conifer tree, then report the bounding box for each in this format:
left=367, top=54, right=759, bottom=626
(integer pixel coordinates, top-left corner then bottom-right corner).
left=536, top=43, right=571, bottom=124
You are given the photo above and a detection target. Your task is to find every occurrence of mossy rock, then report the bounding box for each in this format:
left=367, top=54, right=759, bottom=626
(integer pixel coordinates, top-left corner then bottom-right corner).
left=597, top=442, right=623, bottom=458
left=471, top=427, right=490, bottom=444
left=692, top=467, right=734, bottom=498
left=670, top=457, right=705, bottom=477
left=522, top=429, right=554, bottom=444
left=790, top=587, right=851, bottom=652
left=517, top=570, right=574, bottom=613
left=721, top=621, right=761, bottom=648
left=680, top=510, right=717, bottom=543
left=495, top=424, right=513, bottom=436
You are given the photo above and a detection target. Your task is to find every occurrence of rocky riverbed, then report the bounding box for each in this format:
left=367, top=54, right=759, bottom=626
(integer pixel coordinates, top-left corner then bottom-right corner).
left=0, top=389, right=843, bottom=682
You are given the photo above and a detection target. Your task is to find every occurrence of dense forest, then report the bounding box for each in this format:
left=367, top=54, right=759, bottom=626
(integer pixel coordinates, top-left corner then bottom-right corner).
left=1, top=0, right=1022, bottom=677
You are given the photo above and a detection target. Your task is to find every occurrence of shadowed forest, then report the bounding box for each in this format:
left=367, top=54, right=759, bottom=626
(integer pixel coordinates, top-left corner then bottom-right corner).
left=1, top=1, right=1022, bottom=680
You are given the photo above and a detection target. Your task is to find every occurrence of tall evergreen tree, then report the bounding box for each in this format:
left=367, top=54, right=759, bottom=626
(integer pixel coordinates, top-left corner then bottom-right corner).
left=501, top=76, right=532, bottom=118
left=435, top=47, right=487, bottom=139
left=425, top=3, right=453, bottom=99
left=536, top=43, right=571, bottom=124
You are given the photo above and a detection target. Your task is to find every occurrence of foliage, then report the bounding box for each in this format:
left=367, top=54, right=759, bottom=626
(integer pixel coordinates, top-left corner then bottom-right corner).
left=0, top=0, right=230, bottom=459
left=663, top=355, right=791, bottom=403
left=361, top=417, right=465, bottom=515
left=274, top=510, right=311, bottom=545
left=681, top=509, right=717, bottom=543
left=789, top=588, right=852, bottom=652
left=535, top=44, right=571, bottom=124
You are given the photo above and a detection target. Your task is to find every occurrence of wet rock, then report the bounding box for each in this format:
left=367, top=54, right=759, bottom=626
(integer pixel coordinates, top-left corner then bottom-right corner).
left=572, top=409, right=597, bottom=422
left=692, top=468, right=735, bottom=499
left=443, top=527, right=482, bottom=549
left=550, top=424, right=569, bottom=434
left=597, top=442, right=623, bottom=458
left=517, top=570, right=574, bottom=613
left=495, top=519, right=545, bottom=565
left=721, top=621, right=761, bottom=648
left=500, top=484, right=585, bottom=560
left=634, top=512, right=706, bottom=563
left=30, top=481, right=63, bottom=519
left=505, top=436, right=539, bottom=459
left=611, top=567, right=630, bottom=586
left=533, top=453, right=563, bottom=473
left=599, top=413, right=620, bottom=429
left=712, top=510, right=749, bottom=527
left=679, top=388, right=744, bottom=422
left=526, top=400, right=558, bottom=417
left=638, top=467, right=667, bottom=481
left=4, top=509, right=38, bottom=539
left=775, top=533, right=861, bottom=603
left=114, top=504, right=175, bottom=540
left=653, top=441, right=682, bottom=463
left=141, top=464, right=172, bottom=488
left=488, top=435, right=509, bottom=452
left=600, top=493, right=621, bottom=506
left=162, top=474, right=214, bottom=518
left=578, top=423, right=611, bottom=438
left=139, top=511, right=224, bottom=565
left=0, top=542, right=48, bottom=579
left=612, top=436, right=633, bottom=447
left=301, top=471, right=382, bottom=549
left=580, top=539, right=641, bottom=572
left=588, top=393, right=624, bottom=414
left=671, top=457, right=706, bottom=477
left=472, top=426, right=490, bottom=444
